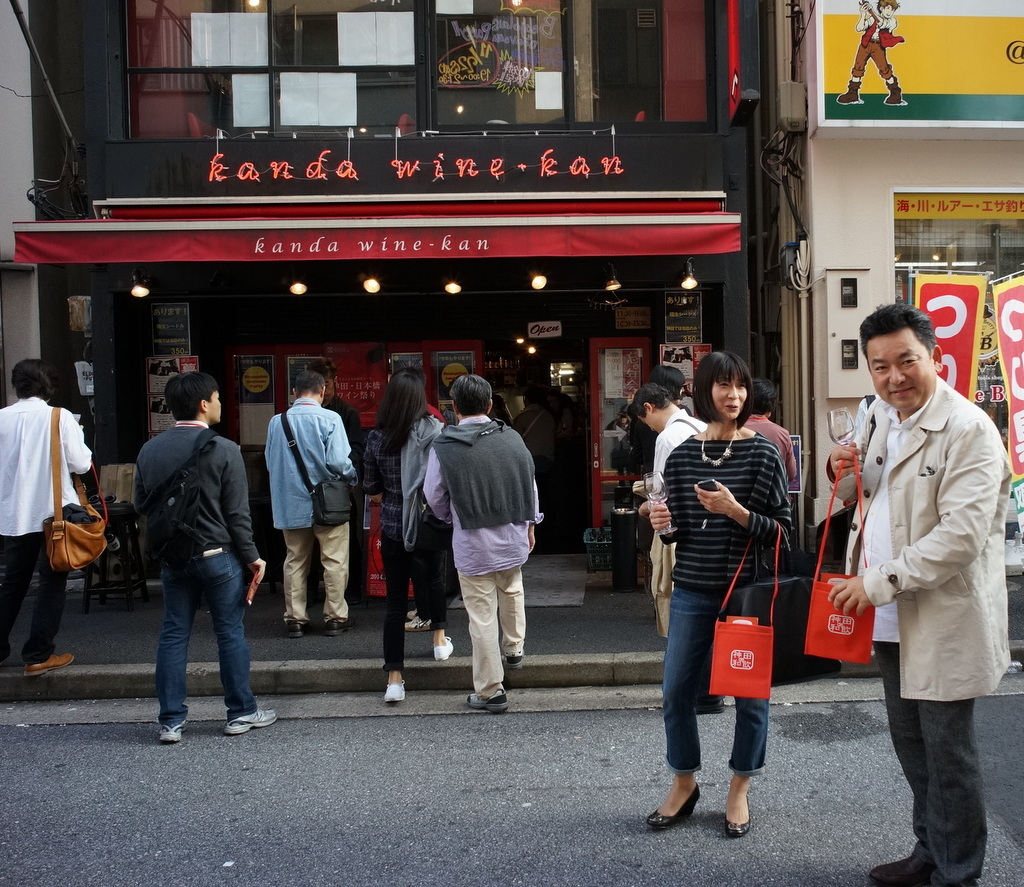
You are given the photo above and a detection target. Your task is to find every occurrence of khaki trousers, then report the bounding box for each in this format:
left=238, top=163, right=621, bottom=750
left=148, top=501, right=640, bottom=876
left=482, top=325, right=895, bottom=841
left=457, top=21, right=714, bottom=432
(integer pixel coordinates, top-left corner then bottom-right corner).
left=458, top=566, right=526, bottom=699
left=282, top=524, right=350, bottom=624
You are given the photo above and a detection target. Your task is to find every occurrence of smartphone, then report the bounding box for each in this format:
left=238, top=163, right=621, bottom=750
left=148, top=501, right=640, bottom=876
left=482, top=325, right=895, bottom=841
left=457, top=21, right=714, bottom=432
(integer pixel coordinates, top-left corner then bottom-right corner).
left=697, top=479, right=719, bottom=492
left=246, top=574, right=260, bottom=605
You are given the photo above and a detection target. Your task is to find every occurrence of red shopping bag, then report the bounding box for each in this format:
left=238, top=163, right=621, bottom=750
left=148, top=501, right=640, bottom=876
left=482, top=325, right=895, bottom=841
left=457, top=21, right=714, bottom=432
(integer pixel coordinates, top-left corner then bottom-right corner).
left=803, top=466, right=875, bottom=663
left=709, top=531, right=784, bottom=700
left=709, top=619, right=775, bottom=699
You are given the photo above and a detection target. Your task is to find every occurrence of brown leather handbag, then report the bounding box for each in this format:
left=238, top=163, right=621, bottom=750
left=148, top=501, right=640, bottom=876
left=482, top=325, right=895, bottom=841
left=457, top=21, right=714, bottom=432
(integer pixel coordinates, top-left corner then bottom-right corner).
left=42, top=408, right=108, bottom=571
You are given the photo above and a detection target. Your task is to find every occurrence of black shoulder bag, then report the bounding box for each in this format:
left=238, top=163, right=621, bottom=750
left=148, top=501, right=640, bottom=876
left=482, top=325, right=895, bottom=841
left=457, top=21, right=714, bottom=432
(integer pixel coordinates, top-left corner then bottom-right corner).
left=280, top=411, right=351, bottom=526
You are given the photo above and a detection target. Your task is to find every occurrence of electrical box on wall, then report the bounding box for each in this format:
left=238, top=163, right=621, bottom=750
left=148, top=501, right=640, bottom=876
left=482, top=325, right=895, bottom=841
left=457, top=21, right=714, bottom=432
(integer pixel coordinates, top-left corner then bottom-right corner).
left=826, top=270, right=871, bottom=398
left=778, top=81, right=807, bottom=133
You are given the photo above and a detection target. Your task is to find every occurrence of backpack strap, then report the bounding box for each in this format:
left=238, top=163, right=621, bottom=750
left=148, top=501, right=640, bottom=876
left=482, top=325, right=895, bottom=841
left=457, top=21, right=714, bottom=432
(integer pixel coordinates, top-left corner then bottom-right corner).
left=137, top=428, right=218, bottom=515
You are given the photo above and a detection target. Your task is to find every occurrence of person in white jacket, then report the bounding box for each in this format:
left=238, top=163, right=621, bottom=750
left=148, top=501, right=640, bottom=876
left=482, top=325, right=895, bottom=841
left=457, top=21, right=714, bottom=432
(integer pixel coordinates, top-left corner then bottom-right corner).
left=828, top=303, right=1010, bottom=887
left=0, top=359, right=92, bottom=676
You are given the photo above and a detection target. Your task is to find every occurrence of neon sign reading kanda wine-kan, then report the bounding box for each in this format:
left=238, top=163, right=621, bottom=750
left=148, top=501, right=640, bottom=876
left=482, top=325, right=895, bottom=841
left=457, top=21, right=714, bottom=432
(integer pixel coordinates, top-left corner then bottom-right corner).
left=207, top=148, right=625, bottom=184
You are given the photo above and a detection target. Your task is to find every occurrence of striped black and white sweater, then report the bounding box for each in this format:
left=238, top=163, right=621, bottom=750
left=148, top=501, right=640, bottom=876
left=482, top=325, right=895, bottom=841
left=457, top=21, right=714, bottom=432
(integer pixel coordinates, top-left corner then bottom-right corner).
left=662, top=434, right=791, bottom=598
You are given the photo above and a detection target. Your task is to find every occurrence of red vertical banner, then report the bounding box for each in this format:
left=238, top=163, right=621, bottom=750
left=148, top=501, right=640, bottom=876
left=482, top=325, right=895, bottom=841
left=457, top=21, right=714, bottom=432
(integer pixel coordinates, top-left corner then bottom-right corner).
left=992, top=275, right=1024, bottom=526
left=727, top=0, right=741, bottom=122
left=913, top=274, right=987, bottom=400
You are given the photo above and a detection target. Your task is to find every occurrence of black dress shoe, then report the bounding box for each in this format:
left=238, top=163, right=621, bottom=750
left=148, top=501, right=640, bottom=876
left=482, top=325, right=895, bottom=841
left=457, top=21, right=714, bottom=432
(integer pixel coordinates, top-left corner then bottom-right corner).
left=868, top=856, right=936, bottom=887
left=724, top=817, right=751, bottom=838
left=646, top=785, right=700, bottom=829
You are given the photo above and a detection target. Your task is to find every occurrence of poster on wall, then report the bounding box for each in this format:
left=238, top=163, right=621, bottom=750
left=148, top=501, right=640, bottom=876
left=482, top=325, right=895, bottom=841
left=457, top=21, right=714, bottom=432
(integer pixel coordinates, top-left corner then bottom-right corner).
left=819, top=0, right=1024, bottom=128
left=391, top=352, right=423, bottom=373
left=324, top=342, right=389, bottom=428
left=151, top=303, right=191, bottom=357
left=660, top=343, right=711, bottom=412
left=148, top=395, right=175, bottom=434
left=433, top=350, right=474, bottom=401
left=236, top=355, right=275, bottom=446
left=286, top=354, right=320, bottom=404
left=992, top=273, right=1024, bottom=529
left=665, top=293, right=702, bottom=343
left=146, top=356, right=199, bottom=394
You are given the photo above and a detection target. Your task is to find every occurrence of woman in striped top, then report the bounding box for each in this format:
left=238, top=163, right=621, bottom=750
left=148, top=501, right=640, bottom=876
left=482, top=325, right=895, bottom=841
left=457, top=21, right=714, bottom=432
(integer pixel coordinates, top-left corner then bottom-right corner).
left=648, top=351, right=791, bottom=839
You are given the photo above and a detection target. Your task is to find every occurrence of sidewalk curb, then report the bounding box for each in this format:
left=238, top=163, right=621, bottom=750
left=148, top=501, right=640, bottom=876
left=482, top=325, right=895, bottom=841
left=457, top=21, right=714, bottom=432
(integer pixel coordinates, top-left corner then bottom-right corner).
left=3, top=646, right=1021, bottom=704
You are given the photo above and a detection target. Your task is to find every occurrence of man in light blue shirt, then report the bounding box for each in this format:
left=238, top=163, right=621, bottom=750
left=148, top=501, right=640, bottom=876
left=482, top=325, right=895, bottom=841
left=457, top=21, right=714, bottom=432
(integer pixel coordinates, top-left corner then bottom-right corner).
left=265, top=371, right=356, bottom=639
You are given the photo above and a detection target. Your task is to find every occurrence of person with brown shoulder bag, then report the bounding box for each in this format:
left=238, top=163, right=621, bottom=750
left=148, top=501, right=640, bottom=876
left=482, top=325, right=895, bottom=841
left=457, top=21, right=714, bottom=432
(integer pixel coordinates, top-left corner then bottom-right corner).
left=0, top=359, right=93, bottom=676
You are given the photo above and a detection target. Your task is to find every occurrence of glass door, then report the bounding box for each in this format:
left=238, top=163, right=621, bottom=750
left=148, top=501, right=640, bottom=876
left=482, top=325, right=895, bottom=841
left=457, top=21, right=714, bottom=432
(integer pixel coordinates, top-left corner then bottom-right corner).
left=587, top=337, right=649, bottom=526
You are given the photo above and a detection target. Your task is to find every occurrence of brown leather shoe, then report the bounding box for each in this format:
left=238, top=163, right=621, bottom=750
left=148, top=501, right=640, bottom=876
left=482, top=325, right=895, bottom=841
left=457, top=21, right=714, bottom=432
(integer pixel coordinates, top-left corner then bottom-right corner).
left=869, top=856, right=936, bottom=887
left=24, top=653, right=75, bottom=676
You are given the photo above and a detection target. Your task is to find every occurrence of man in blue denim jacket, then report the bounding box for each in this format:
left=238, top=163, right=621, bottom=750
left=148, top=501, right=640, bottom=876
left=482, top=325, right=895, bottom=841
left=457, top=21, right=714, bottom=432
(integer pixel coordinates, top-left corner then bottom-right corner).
left=265, top=370, right=356, bottom=639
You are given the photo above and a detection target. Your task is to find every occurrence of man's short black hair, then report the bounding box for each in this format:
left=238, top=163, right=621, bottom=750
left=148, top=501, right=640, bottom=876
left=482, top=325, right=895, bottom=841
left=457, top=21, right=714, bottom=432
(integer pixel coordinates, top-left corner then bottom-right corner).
left=860, top=303, right=936, bottom=355
left=751, top=378, right=778, bottom=415
left=629, top=383, right=675, bottom=419
left=306, top=357, right=335, bottom=379
left=691, top=351, right=754, bottom=426
left=164, top=372, right=219, bottom=421
left=450, top=374, right=491, bottom=416
left=648, top=364, right=686, bottom=400
left=293, top=370, right=325, bottom=396
left=11, top=358, right=59, bottom=400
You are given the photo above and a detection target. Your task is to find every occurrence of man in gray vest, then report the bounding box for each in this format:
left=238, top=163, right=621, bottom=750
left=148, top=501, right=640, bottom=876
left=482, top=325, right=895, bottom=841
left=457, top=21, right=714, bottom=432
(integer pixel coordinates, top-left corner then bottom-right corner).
left=424, top=374, right=541, bottom=713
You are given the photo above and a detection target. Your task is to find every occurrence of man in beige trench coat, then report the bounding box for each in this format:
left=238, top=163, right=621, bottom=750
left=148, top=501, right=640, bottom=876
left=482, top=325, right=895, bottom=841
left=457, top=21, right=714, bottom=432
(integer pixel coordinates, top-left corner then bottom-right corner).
left=829, top=303, right=1010, bottom=887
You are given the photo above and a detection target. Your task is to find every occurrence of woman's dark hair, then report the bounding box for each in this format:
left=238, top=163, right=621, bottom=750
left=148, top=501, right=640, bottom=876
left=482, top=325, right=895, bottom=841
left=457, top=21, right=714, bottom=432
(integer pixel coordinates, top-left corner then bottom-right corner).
left=691, top=351, right=754, bottom=427
left=164, top=371, right=219, bottom=421
left=648, top=364, right=686, bottom=400
left=11, top=358, right=59, bottom=400
left=377, top=368, right=428, bottom=452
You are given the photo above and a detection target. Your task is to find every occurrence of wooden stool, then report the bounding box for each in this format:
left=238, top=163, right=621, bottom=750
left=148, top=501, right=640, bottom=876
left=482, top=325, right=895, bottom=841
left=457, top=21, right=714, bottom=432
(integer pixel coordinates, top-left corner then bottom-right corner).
left=82, top=502, right=150, bottom=613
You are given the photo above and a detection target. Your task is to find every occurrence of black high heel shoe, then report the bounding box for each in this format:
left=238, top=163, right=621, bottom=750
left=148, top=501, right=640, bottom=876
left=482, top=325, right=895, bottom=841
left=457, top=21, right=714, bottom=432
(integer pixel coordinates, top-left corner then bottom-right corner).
left=725, top=816, right=751, bottom=838
left=646, top=785, right=700, bottom=830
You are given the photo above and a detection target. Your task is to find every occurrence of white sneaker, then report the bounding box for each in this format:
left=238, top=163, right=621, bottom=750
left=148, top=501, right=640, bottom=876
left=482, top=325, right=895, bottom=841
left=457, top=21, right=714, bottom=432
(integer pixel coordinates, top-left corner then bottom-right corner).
left=224, top=708, right=277, bottom=735
left=384, top=681, right=406, bottom=703
left=434, top=637, right=454, bottom=661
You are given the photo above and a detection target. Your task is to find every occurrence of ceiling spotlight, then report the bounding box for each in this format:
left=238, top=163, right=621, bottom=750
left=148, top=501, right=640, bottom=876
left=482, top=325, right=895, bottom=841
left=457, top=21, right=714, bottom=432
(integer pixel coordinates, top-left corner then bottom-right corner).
left=362, top=276, right=381, bottom=294
left=289, top=281, right=307, bottom=295
left=444, top=280, right=462, bottom=295
left=932, top=251, right=941, bottom=261
left=130, top=267, right=151, bottom=298
left=680, top=258, right=699, bottom=290
left=604, top=266, right=621, bottom=291
left=531, top=273, right=547, bottom=290
left=527, top=345, right=537, bottom=354
left=515, top=336, right=526, bottom=344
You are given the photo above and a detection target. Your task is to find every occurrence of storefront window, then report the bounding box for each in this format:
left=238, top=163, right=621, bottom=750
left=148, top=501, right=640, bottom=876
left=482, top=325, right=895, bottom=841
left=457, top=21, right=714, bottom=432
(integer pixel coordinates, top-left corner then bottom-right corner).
left=127, top=0, right=712, bottom=137
left=127, top=0, right=415, bottom=137
left=894, top=192, right=1024, bottom=439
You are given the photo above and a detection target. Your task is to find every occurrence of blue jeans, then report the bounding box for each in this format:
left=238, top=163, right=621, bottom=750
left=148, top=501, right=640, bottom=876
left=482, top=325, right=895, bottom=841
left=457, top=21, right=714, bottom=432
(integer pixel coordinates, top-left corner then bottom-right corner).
left=875, top=642, right=986, bottom=887
left=155, top=550, right=256, bottom=726
left=0, top=532, right=70, bottom=665
left=662, top=586, right=769, bottom=777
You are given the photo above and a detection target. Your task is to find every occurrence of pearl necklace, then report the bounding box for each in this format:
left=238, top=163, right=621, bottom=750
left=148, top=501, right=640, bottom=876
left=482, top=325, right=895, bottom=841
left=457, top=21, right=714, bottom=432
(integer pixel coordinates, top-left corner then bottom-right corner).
left=700, top=433, right=739, bottom=467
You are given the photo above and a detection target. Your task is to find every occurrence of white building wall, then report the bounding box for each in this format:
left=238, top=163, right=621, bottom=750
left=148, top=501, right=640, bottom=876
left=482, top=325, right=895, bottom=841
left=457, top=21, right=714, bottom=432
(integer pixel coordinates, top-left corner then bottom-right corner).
left=804, top=139, right=1024, bottom=524
left=0, top=1, right=40, bottom=404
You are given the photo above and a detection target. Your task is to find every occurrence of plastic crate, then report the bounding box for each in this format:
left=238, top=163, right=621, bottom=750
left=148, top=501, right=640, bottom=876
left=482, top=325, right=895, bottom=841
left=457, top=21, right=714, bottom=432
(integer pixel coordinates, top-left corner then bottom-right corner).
left=584, top=527, right=613, bottom=571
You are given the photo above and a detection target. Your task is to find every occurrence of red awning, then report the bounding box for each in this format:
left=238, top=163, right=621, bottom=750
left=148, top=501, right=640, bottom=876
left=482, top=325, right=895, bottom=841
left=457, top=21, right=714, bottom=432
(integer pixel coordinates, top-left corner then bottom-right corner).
left=13, top=198, right=741, bottom=264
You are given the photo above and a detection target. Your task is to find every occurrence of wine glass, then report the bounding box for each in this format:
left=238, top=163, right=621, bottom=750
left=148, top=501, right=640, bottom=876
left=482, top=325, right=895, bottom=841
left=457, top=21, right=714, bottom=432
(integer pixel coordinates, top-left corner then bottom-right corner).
left=827, top=408, right=856, bottom=446
left=643, top=471, right=677, bottom=536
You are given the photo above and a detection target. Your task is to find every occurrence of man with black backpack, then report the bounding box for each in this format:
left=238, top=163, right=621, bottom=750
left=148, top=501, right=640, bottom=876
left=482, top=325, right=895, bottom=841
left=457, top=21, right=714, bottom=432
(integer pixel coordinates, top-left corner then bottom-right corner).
left=135, top=372, right=276, bottom=744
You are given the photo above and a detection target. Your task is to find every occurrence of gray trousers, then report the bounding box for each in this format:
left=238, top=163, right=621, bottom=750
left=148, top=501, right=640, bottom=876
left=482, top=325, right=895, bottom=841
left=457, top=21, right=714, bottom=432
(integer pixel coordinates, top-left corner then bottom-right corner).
left=874, top=642, right=986, bottom=887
